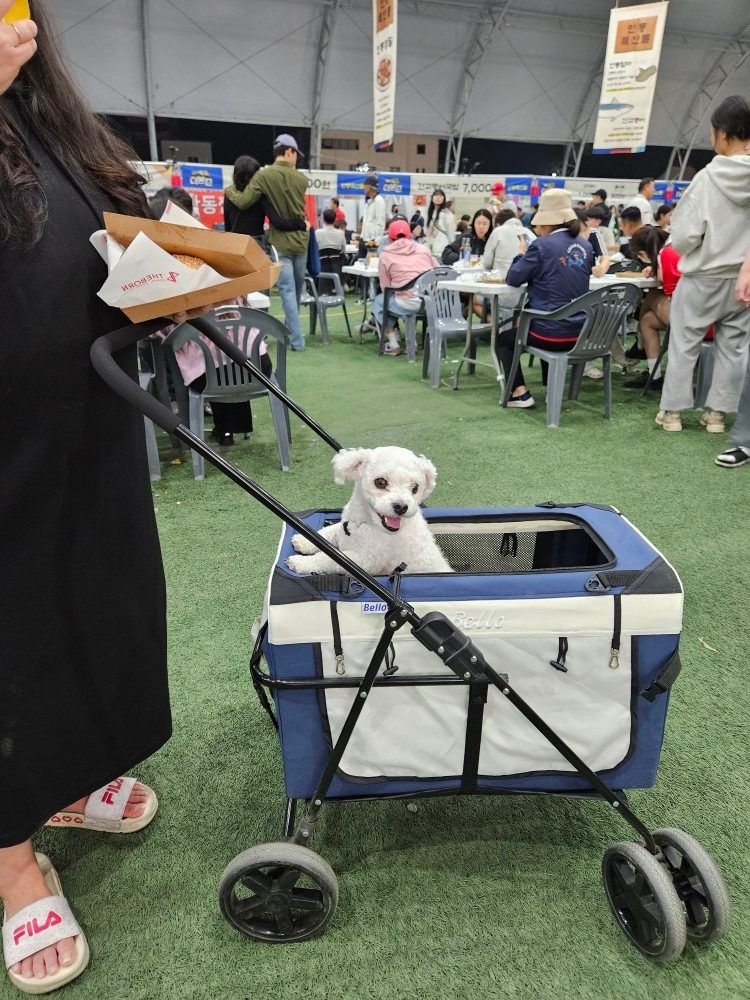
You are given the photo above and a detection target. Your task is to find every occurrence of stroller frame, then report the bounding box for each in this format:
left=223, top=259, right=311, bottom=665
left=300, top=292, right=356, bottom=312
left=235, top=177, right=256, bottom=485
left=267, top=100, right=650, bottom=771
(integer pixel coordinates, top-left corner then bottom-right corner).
left=92, top=313, right=730, bottom=963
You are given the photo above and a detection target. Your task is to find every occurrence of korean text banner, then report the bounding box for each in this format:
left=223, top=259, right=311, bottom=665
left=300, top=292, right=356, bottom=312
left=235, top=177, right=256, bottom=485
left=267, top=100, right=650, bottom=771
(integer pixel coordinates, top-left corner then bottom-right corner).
left=593, top=2, right=669, bottom=155
left=505, top=176, right=533, bottom=199
left=373, top=0, right=397, bottom=150
left=177, top=164, right=225, bottom=190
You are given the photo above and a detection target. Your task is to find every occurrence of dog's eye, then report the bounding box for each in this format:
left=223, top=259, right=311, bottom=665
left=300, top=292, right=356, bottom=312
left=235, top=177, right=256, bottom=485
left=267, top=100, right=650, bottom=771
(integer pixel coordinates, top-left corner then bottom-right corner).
left=411, top=483, right=419, bottom=495
left=374, top=477, right=388, bottom=490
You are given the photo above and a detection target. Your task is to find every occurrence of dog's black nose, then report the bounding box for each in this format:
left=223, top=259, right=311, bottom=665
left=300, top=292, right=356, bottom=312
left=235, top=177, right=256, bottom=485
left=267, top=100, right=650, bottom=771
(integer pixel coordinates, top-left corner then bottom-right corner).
left=392, top=502, right=408, bottom=516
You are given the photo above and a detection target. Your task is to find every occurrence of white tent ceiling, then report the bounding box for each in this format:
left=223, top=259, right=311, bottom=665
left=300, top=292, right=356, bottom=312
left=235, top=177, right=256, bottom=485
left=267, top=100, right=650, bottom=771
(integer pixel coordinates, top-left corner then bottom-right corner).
left=53, top=0, right=750, bottom=159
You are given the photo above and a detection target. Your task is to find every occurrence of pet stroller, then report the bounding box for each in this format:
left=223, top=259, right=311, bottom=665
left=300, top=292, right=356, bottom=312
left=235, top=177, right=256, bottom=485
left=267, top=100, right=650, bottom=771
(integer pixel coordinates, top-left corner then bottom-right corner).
left=92, top=314, right=730, bottom=964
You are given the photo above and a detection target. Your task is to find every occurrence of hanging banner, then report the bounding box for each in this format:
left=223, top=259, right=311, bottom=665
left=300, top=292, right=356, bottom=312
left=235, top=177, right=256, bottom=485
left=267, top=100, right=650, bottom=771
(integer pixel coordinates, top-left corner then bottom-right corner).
left=592, top=1, right=669, bottom=155
left=373, top=0, right=397, bottom=150
left=504, top=176, right=533, bottom=200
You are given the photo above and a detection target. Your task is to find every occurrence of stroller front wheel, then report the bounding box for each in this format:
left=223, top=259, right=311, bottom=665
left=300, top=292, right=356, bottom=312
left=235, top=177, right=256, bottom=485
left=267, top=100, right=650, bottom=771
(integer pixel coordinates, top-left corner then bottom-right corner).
left=219, top=842, right=339, bottom=943
left=602, top=841, right=687, bottom=963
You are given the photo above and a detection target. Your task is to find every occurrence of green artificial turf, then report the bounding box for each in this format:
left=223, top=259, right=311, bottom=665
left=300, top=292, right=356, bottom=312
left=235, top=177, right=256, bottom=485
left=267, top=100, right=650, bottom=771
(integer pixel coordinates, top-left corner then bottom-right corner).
left=15, top=299, right=750, bottom=1000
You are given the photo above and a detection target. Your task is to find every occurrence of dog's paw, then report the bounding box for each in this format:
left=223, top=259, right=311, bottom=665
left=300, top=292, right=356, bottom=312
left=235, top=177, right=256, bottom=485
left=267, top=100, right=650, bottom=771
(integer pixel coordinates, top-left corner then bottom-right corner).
left=285, top=554, right=309, bottom=574
left=291, top=533, right=318, bottom=555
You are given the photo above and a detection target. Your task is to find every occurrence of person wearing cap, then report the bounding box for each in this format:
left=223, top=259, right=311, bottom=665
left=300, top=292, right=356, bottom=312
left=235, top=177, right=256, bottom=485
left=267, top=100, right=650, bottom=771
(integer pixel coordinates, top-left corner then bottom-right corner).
left=372, top=219, right=438, bottom=355
left=588, top=188, right=612, bottom=227
left=495, top=188, right=594, bottom=408
left=224, top=134, right=309, bottom=350
left=360, top=174, right=387, bottom=246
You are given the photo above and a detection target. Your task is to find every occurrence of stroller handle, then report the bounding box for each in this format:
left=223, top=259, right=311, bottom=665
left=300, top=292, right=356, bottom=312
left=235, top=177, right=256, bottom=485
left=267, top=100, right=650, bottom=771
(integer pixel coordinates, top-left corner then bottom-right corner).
left=90, top=318, right=181, bottom=433
left=91, top=314, right=343, bottom=451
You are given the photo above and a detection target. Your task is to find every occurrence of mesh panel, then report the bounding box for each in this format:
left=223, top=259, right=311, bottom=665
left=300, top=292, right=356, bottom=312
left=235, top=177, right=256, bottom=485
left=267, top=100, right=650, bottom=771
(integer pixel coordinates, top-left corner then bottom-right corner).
left=433, top=530, right=536, bottom=573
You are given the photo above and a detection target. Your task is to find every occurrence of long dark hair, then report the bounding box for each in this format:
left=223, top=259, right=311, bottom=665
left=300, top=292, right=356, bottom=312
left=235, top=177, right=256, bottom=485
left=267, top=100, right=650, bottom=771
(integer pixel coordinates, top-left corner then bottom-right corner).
left=0, top=0, right=145, bottom=247
left=471, top=208, right=493, bottom=243
left=426, top=188, right=447, bottom=229
left=628, top=225, right=668, bottom=271
left=233, top=155, right=260, bottom=192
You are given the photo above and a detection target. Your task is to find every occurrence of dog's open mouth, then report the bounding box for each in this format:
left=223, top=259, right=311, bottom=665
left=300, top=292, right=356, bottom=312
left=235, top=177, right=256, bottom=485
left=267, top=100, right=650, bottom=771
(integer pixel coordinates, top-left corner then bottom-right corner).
left=379, top=514, right=402, bottom=533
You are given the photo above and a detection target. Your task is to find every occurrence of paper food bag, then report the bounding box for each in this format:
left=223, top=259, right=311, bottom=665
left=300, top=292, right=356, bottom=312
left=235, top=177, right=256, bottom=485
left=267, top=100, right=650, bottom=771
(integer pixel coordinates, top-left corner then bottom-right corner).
left=91, top=203, right=280, bottom=322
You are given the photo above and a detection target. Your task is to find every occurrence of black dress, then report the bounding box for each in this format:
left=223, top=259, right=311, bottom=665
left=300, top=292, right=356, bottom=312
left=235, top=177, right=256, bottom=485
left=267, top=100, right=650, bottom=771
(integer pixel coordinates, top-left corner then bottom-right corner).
left=0, top=93, right=171, bottom=847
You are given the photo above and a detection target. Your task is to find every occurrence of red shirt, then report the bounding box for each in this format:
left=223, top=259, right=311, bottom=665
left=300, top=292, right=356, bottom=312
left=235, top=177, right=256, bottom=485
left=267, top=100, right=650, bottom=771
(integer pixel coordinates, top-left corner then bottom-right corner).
left=334, top=207, right=346, bottom=222
left=658, top=244, right=681, bottom=297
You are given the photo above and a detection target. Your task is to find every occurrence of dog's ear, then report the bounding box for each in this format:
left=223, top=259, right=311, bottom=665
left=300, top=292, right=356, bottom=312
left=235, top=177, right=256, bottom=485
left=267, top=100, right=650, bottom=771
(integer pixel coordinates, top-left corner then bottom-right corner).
left=418, top=455, right=438, bottom=497
left=332, top=448, right=372, bottom=484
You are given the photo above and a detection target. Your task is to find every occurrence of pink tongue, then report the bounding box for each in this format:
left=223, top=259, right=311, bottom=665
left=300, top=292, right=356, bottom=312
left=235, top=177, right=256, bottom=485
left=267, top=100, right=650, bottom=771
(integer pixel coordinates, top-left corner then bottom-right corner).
left=384, top=516, right=401, bottom=530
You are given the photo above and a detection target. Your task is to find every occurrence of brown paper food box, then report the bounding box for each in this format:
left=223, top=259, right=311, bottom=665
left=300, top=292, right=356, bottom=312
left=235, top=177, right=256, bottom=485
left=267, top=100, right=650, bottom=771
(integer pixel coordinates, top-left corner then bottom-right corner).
left=103, top=212, right=281, bottom=322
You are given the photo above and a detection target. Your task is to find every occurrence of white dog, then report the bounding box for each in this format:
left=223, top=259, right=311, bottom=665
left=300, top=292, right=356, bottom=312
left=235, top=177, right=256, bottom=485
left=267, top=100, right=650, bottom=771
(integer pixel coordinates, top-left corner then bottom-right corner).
left=286, top=446, right=453, bottom=576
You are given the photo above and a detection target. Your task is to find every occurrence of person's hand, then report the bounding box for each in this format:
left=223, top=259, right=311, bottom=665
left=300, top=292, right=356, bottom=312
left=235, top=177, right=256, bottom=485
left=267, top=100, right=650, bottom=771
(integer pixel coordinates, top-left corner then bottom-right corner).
left=0, top=1, right=37, bottom=95
left=735, top=263, right=750, bottom=306
left=517, top=235, right=528, bottom=254
left=168, top=305, right=211, bottom=324
left=641, top=264, right=653, bottom=278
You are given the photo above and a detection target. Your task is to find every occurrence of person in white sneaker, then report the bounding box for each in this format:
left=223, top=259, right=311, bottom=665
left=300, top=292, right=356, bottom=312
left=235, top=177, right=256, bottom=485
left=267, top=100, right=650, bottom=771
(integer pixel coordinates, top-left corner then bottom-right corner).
left=657, top=95, right=750, bottom=433
left=716, top=252, right=750, bottom=466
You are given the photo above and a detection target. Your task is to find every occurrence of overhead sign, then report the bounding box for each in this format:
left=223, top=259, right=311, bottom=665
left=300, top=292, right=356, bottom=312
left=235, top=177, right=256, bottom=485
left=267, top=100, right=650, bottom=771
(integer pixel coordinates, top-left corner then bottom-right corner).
left=505, top=176, right=533, bottom=199
left=373, top=0, right=397, bottom=150
left=593, top=2, right=669, bottom=155
left=379, top=172, right=410, bottom=196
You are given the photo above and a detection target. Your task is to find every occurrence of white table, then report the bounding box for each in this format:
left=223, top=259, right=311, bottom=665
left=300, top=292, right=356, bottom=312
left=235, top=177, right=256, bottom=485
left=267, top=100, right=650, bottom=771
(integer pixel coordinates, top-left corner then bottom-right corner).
left=343, top=262, right=380, bottom=333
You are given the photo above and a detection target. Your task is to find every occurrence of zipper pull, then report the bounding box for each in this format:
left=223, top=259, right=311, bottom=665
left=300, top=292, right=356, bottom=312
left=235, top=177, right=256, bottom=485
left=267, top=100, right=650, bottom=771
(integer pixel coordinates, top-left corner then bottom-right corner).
left=335, top=654, right=346, bottom=675
left=609, top=648, right=620, bottom=670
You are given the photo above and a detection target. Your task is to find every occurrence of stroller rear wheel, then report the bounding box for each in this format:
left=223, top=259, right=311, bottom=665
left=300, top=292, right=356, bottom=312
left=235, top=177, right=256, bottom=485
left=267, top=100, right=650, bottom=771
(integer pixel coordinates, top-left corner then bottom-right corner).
left=602, top=841, right=686, bottom=962
left=219, top=842, right=338, bottom=943
left=653, top=827, right=731, bottom=944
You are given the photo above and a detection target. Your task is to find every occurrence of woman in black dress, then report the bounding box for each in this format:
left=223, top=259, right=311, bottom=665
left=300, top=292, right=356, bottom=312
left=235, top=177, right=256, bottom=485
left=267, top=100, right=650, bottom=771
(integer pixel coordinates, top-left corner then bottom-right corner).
left=1, top=1, right=178, bottom=991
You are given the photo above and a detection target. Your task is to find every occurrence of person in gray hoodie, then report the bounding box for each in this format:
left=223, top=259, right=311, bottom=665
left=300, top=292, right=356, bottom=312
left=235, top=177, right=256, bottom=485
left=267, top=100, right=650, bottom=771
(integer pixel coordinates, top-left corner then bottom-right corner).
left=657, top=95, right=750, bottom=433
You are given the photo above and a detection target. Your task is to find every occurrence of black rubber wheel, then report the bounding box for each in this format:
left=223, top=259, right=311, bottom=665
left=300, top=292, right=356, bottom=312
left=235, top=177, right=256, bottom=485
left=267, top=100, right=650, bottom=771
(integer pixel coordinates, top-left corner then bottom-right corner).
left=219, top=842, right=338, bottom=943
left=602, top=841, right=687, bottom=963
left=653, top=827, right=731, bottom=944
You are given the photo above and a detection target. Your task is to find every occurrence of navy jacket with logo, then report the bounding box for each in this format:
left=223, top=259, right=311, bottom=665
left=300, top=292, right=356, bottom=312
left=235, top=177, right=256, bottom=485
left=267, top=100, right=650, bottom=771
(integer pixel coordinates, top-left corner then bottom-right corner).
left=506, top=228, right=593, bottom=342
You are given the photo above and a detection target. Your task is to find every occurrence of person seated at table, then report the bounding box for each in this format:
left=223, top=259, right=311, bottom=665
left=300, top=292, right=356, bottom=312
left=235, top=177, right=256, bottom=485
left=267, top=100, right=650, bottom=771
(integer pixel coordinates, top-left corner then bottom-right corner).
left=442, top=209, right=494, bottom=317
left=576, top=211, right=611, bottom=277
left=494, top=188, right=594, bottom=408
left=583, top=205, right=618, bottom=254
left=372, top=219, right=438, bottom=356
left=655, top=203, right=673, bottom=230
left=616, top=206, right=648, bottom=260
left=316, top=208, right=347, bottom=253
left=621, top=226, right=673, bottom=390
left=441, top=208, right=493, bottom=265
left=481, top=209, right=535, bottom=276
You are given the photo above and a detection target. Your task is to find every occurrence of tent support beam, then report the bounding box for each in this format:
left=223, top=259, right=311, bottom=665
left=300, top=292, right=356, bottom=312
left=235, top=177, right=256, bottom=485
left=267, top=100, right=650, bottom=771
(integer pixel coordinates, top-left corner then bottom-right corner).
left=140, top=0, right=158, bottom=160
left=309, top=0, right=341, bottom=169
left=444, top=0, right=510, bottom=173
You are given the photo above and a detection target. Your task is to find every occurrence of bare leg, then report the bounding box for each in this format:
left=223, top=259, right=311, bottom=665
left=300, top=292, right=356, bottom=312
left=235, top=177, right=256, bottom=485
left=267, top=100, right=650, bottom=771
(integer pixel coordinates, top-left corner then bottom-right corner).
left=0, top=842, right=76, bottom=984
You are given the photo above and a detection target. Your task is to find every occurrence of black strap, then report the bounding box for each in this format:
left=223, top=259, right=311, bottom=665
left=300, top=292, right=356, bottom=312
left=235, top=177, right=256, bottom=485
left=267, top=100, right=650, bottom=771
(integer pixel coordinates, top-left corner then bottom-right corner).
left=550, top=636, right=569, bottom=672
left=461, top=681, right=488, bottom=792
left=310, top=573, right=365, bottom=596
left=330, top=602, right=345, bottom=675
left=641, top=651, right=682, bottom=701
left=586, top=570, right=642, bottom=592
left=609, top=594, right=622, bottom=669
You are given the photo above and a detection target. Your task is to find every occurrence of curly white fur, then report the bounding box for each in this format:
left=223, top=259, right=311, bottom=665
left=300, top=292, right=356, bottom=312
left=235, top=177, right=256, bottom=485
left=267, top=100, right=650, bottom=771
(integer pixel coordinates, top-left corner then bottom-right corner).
left=286, top=446, right=453, bottom=576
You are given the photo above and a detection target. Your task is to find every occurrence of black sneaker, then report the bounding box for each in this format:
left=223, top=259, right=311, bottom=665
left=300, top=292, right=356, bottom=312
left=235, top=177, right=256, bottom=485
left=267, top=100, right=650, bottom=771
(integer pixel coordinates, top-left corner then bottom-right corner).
left=625, top=344, right=647, bottom=361
left=624, top=372, right=663, bottom=391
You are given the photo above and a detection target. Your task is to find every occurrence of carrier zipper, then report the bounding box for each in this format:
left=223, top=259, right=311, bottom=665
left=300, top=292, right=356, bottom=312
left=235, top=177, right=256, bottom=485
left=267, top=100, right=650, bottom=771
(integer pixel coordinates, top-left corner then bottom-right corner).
left=329, top=602, right=345, bottom=675
left=609, top=593, right=621, bottom=669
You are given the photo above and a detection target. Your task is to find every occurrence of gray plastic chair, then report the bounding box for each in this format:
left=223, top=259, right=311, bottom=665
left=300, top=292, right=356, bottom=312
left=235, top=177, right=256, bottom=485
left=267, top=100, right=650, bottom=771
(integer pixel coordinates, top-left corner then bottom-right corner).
left=138, top=372, right=161, bottom=481
left=642, top=326, right=715, bottom=408
left=314, top=271, right=353, bottom=343
left=422, top=284, right=491, bottom=388
left=165, top=307, right=291, bottom=478
left=379, top=265, right=458, bottom=362
left=502, top=284, right=642, bottom=427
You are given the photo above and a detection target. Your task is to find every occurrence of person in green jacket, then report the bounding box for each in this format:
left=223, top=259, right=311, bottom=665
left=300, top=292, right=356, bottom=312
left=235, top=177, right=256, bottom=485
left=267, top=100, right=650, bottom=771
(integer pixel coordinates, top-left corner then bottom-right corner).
left=224, top=134, right=309, bottom=350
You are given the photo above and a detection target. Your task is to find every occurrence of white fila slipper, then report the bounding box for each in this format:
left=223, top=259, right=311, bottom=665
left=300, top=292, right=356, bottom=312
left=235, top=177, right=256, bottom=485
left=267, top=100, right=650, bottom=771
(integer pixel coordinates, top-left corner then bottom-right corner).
left=3, top=853, right=89, bottom=995
left=45, top=778, right=158, bottom=834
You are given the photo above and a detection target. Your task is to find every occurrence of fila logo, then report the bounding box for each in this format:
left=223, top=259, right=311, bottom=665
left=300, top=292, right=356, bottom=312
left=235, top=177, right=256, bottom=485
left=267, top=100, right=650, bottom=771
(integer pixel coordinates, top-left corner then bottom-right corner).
left=101, top=777, right=124, bottom=806
left=13, top=912, right=62, bottom=946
